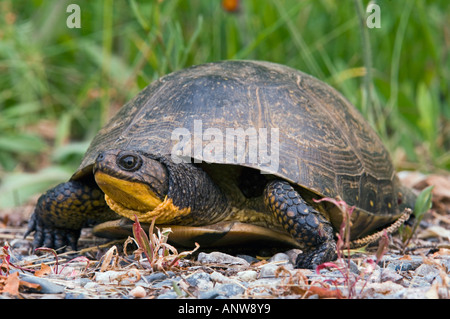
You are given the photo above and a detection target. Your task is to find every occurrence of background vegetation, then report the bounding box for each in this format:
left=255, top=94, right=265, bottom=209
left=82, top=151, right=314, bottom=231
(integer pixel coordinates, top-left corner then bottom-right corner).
left=0, top=0, right=448, bottom=208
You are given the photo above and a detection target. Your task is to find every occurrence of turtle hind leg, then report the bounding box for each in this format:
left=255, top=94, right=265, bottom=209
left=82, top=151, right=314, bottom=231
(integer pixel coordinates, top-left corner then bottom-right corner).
left=264, top=180, right=337, bottom=269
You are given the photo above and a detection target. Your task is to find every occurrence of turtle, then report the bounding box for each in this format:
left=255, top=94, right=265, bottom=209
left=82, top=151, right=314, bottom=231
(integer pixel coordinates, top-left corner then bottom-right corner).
left=26, top=60, right=416, bottom=269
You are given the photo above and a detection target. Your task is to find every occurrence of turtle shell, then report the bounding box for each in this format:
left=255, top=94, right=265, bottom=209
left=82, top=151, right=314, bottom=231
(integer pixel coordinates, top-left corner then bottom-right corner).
left=73, top=60, right=407, bottom=237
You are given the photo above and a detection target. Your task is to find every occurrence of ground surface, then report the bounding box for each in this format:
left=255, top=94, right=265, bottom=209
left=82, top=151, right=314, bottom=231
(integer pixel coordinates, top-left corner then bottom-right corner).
left=0, top=173, right=449, bottom=299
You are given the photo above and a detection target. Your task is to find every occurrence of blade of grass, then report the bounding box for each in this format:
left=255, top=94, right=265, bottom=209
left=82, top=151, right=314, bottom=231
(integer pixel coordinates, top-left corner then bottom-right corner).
left=100, top=0, right=113, bottom=126
left=272, top=0, right=323, bottom=78
left=353, top=0, right=375, bottom=127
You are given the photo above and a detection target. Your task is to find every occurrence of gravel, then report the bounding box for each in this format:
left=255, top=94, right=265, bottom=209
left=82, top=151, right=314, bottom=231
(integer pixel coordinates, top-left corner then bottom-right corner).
left=2, top=246, right=449, bottom=299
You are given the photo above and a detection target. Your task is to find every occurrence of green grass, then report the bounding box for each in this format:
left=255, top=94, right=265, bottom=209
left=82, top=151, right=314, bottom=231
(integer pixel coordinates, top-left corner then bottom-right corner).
left=0, top=0, right=448, bottom=208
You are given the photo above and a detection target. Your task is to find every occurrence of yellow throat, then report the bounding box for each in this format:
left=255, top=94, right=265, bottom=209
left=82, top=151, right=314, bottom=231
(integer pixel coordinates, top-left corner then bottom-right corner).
left=94, top=171, right=191, bottom=223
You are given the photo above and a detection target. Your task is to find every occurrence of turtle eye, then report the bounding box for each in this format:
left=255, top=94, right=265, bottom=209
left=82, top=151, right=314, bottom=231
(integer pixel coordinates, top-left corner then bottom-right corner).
left=117, top=153, right=142, bottom=172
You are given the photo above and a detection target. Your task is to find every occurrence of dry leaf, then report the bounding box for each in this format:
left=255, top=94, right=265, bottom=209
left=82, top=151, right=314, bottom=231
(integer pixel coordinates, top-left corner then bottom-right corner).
left=119, top=269, right=141, bottom=284
left=1, top=273, right=41, bottom=295
left=418, top=225, right=450, bottom=241
left=405, top=174, right=450, bottom=214
left=100, top=245, right=118, bottom=272
left=35, top=263, right=53, bottom=277
left=18, top=280, right=40, bottom=291
left=415, top=175, right=450, bottom=198
left=305, top=286, right=344, bottom=299
left=2, top=272, right=20, bottom=296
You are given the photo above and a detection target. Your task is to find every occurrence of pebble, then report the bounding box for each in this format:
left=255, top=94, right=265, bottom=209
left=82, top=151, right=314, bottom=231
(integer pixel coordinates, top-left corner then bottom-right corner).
left=197, top=251, right=250, bottom=266
left=268, top=252, right=291, bottom=264
left=198, top=290, right=220, bottom=299
left=237, top=254, right=259, bottom=264
left=94, top=270, right=140, bottom=285
left=152, top=277, right=181, bottom=289
left=237, top=270, right=258, bottom=282
left=364, top=281, right=405, bottom=297
left=382, top=254, right=423, bottom=272
left=84, top=282, right=99, bottom=290
left=213, top=283, right=246, bottom=298
left=259, top=263, right=279, bottom=278
left=380, top=267, right=404, bottom=283
left=143, top=272, right=169, bottom=283
left=210, top=271, right=234, bottom=284
left=129, top=286, right=146, bottom=298
left=185, top=272, right=213, bottom=290
left=157, top=291, right=179, bottom=299
left=19, top=274, right=65, bottom=294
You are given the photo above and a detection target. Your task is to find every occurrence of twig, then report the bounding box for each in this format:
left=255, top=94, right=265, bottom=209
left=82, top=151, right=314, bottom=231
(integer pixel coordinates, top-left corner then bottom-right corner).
left=350, top=208, right=412, bottom=248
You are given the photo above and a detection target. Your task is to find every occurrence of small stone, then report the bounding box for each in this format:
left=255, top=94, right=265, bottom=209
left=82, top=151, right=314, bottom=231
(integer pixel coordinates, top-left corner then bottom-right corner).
left=65, top=293, right=86, bottom=299
left=9, top=239, right=33, bottom=256
left=383, top=255, right=423, bottom=272
left=366, top=268, right=381, bottom=283
left=380, top=268, right=403, bottom=283
left=210, top=271, right=234, bottom=284
left=185, top=272, right=213, bottom=290
left=95, top=271, right=127, bottom=284
left=413, top=264, right=440, bottom=284
left=285, top=249, right=302, bottom=265
left=236, top=270, right=258, bottom=282
left=350, top=260, right=361, bottom=274
left=259, top=264, right=279, bottom=278
left=185, top=271, right=211, bottom=285
left=389, top=287, right=428, bottom=299
left=414, top=264, right=439, bottom=277
left=19, top=275, right=65, bottom=294
left=269, top=252, right=290, bottom=264
left=364, top=281, right=404, bottom=297
left=236, top=254, right=259, bottom=264
left=157, top=291, right=179, bottom=299
left=199, top=290, right=220, bottom=299
left=129, top=286, right=146, bottom=298
left=197, top=252, right=250, bottom=266
left=152, top=278, right=181, bottom=288
left=143, top=272, right=168, bottom=283
left=214, top=283, right=245, bottom=298
left=84, top=282, right=99, bottom=290
left=73, top=277, right=92, bottom=287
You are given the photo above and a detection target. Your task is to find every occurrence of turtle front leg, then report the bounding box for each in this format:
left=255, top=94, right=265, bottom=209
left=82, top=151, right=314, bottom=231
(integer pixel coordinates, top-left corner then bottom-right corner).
left=264, top=180, right=337, bottom=269
left=25, top=181, right=114, bottom=250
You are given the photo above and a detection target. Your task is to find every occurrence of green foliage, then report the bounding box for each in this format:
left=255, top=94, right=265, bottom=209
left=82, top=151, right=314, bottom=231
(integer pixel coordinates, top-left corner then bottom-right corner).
left=0, top=0, right=448, bottom=207
left=413, top=185, right=434, bottom=222
left=400, top=185, right=434, bottom=249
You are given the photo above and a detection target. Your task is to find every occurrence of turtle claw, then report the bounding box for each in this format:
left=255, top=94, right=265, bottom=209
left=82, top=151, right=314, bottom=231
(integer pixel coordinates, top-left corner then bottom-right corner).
left=295, top=241, right=337, bottom=269
left=25, top=212, right=80, bottom=251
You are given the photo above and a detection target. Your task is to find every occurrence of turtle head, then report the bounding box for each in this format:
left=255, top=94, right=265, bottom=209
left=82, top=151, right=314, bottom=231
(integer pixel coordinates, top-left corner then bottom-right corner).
left=93, top=150, right=169, bottom=212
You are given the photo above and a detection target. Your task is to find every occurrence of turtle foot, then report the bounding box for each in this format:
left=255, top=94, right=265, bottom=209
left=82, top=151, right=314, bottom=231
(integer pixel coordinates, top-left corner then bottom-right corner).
left=25, top=211, right=80, bottom=251
left=264, top=180, right=337, bottom=269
